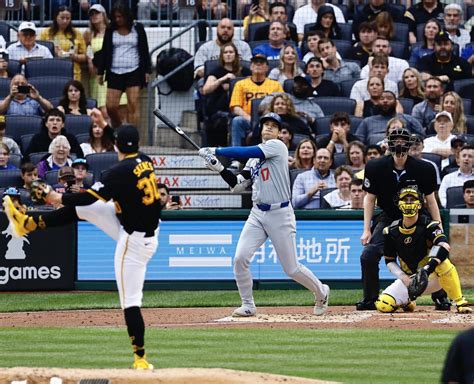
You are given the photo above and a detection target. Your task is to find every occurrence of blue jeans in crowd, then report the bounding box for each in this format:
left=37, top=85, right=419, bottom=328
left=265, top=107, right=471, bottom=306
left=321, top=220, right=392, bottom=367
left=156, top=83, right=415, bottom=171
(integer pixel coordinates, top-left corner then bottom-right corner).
left=231, top=116, right=251, bottom=147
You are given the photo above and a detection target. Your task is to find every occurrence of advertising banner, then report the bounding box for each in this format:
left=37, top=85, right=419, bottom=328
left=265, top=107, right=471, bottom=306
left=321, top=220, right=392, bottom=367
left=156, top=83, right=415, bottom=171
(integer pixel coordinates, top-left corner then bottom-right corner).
left=77, top=220, right=392, bottom=281
left=0, top=213, right=76, bottom=290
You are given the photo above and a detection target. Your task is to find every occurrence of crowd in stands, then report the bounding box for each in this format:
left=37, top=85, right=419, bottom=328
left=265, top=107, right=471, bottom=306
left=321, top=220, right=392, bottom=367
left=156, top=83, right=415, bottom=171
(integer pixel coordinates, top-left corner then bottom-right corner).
left=1, top=0, right=474, bottom=212
left=194, top=0, right=474, bottom=210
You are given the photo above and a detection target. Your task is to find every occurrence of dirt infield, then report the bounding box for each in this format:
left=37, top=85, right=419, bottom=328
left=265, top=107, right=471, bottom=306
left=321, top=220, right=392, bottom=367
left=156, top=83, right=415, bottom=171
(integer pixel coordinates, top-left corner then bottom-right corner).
left=0, top=305, right=473, bottom=330
left=1, top=306, right=472, bottom=383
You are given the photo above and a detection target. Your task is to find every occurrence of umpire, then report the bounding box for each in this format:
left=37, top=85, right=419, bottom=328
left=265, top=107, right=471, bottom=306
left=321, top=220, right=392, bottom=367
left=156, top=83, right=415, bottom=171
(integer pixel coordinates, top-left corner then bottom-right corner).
left=357, top=127, right=450, bottom=310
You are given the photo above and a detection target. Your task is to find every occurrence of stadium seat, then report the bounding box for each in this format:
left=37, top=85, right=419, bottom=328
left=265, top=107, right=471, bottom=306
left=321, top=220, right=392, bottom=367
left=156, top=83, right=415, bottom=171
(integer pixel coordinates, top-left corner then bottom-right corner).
left=466, top=118, right=474, bottom=135
left=468, top=5, right=474, bottom=19
left=0, top=22, right=11, bottom=43
left=392, top=23, right=409, bottom=43
left=36, top=40, right=56, bottom=57
left=458, top=84, right=474, bottom=115
left=7, top=153, right=21, bottom=169
left=332, top=152, right=347, bottom=168
left=0, top=77, right=10, bottom=98
left=333, top=39, right=354, bottom=59
left=399, top=98, right=414, bottom=114
left=29, top=152, right=49, bottom=165
left=320, top=187, right=338, bottom=208
left=389, top=41, right=409, bottom=60
left=293, top=133, right=312, bottom=147
left=446, top=186, right=464, bottom=208
left=65, top=115, right=92, bottom=136
left=28, top=76, right=71, bottom=99
left=248, top=21, right=270, bottom=42
left=76, top=133, right=90, bottom=144
left=283, top=79, right=295, bottom=94
left=314, top=97, right=356, bottom=115
left=6, top=115, right=43, bottom=145
left=204, top=60, right=221, bottom=78
left=7, top=60, right=21, bottom=77
left=44, top=170, right=59, bottom=185
left=314, top=115, right=362, bottom=136
left=20, top=134, right=34, bottom=155
left=25, top=58, right=74, bottom=78
left=250, top=97, right=264, bottom=133
left=86, top=152, right=119, bottom=181
left=339, top=78, right=358, bottom=98
left=421, top=152, right=442, bottom=173
left=0, top=169, right=23, bottom=188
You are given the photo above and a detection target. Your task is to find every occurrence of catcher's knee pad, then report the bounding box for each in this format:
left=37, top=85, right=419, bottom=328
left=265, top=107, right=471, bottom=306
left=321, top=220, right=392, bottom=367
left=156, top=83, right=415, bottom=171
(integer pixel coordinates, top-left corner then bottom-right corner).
left=436, top=259, right=463, bottom=302
left=375, top=293, right=398, bottom=313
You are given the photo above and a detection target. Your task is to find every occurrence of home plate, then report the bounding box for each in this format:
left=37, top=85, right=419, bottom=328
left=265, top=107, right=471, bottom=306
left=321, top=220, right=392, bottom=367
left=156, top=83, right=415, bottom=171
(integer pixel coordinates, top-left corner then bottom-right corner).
left=215, top=312, right=373, bottom=323
left=432, top=313, right=474, bottom=324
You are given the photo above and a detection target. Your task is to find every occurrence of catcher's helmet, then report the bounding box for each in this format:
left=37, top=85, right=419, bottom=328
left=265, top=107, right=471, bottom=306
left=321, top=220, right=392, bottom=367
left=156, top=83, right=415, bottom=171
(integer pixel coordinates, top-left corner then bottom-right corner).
left=2, top=186, right=21, bottom=197
left=260, top=112, right=282, bottom=130
left=388, top=127, right=412, bottom=155
left=397, top=185, right=423, bottom=217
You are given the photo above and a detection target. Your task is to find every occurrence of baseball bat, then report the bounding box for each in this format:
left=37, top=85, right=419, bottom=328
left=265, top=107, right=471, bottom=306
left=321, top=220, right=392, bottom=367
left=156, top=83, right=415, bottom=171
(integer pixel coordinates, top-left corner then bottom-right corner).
left=153, top=108, right=201, bottom=150
left=153, top=108, right=217, bottom=165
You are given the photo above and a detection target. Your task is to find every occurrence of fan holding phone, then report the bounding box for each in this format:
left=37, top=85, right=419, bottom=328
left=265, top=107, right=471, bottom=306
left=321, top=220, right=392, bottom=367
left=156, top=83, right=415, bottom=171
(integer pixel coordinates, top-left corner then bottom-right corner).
left=0, top=74, right=53, bottom=116
left=243, top=0, right=270, bottom=40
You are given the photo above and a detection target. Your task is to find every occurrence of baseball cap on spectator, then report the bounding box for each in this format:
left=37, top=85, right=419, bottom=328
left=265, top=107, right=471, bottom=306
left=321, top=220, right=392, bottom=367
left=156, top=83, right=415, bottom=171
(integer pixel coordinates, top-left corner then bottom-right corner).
left=410, top=134, right=423, bottom=144
left=451, top=134, right=467, bottom=148
left=115, top=124, right=139, bottom=153
left=0, top=49, right=8, bottom=61
left=434, top=31, right=451, bottom=44
left=434, top=111, right=453, bottom=123
left=58, top=166, right=75, bottom=180
left=89, top=4, right=106, bottom=14
left=18, top=21, right=36, bottom=34
left=72, top=158, right=89, bottom=170
left=294, top=74, right=312, bottom=87
left=250, top=54, right=268, bottom=64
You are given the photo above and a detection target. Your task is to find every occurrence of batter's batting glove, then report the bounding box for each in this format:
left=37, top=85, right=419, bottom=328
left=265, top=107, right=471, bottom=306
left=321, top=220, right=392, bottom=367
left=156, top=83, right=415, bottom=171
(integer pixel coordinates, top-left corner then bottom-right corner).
left=204, top=155, right=224, bottom=173
left=408, top=268, right=429, bottom=301
left=198, top=147, right=216, bottom=158
left=30, top=179, right=53, bottom=204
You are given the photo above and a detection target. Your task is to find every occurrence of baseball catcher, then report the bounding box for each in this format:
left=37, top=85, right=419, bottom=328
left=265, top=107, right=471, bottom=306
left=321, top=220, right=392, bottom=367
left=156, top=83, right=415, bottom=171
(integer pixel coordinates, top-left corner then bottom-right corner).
left=375, top=185, right=471, bottom=314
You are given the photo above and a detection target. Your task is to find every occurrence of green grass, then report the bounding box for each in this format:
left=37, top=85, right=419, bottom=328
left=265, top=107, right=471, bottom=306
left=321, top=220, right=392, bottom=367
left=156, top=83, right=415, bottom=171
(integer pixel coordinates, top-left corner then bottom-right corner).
left=0, top=327, right=457, bottom=384
left=1, top=289, right=473, bottom=312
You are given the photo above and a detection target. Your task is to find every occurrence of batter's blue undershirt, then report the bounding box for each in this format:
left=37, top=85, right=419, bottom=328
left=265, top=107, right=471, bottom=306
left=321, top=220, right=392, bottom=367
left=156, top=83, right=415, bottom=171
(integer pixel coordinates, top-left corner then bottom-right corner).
left=216, top=146, right=265, bottom=159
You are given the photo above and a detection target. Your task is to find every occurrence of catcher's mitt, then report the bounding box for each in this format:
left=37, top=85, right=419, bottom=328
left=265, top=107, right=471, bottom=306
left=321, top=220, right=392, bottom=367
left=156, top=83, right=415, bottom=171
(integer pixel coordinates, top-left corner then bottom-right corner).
left=408, top=268, right=429, bottom=301
left=30, top=179, right=52, bottom=204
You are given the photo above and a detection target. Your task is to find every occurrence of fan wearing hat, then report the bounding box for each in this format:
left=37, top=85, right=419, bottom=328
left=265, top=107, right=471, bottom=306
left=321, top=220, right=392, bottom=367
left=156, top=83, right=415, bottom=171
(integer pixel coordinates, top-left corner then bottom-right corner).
left=423, top=111, right=457, bottom=169
left=229, top=53, right=283, bottom=167
left=52, top=166, right=76, bottom=194
left=7, top=21, right=53, bottom=63
left=71, top=158, right=91, bottom=190
left=3, top=124, right=162, bottom=370
left=418, top=31, right=471, bottom=84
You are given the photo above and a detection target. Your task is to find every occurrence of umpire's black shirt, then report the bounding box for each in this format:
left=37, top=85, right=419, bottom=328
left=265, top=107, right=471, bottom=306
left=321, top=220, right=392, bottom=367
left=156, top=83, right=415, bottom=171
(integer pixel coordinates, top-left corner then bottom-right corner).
left=362, top=155, right=437, bottom=219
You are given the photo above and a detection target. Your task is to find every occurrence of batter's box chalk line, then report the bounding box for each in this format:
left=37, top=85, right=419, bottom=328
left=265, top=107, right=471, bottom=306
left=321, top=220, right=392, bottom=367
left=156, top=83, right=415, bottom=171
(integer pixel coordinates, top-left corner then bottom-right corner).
left=215, top=312, right=373, bottom=323
left=432, top=313, right=474, bottom=324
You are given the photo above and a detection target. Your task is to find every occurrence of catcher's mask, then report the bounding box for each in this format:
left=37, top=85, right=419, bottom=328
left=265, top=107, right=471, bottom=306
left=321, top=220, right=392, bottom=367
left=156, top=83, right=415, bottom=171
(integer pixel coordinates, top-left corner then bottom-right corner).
left=398, top=185, right=423, bottom=217
left=388, top=127, right=412, bottom=156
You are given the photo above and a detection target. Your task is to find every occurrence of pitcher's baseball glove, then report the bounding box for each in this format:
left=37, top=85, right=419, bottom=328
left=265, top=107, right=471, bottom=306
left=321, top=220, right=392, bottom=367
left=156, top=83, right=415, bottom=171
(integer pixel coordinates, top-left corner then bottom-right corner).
left=30, top=179, right=52, bottom=204
left=408, top=268, right=429, bottom=301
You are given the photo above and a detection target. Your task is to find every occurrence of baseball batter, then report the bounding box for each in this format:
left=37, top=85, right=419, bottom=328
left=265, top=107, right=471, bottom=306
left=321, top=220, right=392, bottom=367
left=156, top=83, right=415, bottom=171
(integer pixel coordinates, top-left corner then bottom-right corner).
left=3, top=125, right=161, bottom=370
left=199, top=112, right=329, bottom=317
left=376, top=185, right=471, bottom=314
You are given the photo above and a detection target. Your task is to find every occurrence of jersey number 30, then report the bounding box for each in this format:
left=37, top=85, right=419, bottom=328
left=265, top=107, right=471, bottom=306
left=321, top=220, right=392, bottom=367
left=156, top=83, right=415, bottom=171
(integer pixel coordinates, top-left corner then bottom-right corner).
left=137, top=173, right=160, bottom=205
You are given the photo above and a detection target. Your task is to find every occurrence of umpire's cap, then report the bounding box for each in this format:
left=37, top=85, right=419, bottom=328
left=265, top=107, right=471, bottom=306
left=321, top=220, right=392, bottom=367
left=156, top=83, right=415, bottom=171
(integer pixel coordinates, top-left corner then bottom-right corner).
left=115, top=124, right=139, bottom=153
left=260, top=112, right=282, bottom=130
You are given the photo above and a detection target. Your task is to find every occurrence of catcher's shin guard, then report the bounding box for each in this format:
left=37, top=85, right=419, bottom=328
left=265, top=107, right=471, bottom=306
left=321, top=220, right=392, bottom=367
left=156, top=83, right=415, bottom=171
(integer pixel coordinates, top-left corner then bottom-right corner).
left=375, top=293, right=398, bottom=313
left=435, top=259, right=463, bottom=303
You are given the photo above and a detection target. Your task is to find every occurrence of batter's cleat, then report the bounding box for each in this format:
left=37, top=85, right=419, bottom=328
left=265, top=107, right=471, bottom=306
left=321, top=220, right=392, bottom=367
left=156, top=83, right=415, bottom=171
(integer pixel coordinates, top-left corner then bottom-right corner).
left=455, top=298, right=472, bottom=314
left=433, top=296, right=452, bottom=311
left=2, top=195, right=33, bottom=238
left=356, top=299, right=376, bottom=311
left=232, top=304, right=257, bottom=317
left=314, top=284, right=330, bottom=316
left=132, top=353, right=154, bottom=370
left=400, top=301, right=417, bottom=312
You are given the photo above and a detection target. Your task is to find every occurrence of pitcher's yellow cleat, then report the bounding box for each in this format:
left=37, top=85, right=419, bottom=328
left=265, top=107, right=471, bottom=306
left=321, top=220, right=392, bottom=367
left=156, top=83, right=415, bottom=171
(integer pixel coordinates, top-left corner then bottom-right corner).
left=132, top=353, right=154, bottom=370
left=456, top=298, right=472, bottom=314
left=2, top=196, right=36, bottom=238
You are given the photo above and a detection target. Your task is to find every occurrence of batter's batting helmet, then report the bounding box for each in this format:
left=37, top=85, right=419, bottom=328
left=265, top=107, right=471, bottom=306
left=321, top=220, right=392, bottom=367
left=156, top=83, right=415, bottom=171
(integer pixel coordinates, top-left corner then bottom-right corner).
left=260, top=112, right=282, bottom=130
